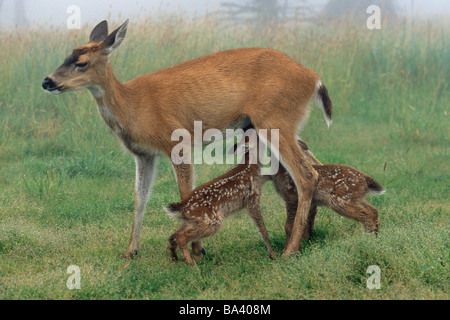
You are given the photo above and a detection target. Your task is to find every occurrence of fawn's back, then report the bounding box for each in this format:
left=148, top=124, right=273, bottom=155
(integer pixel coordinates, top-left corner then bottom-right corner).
left=166, top=158, right=265, bottom=222
left=272, top=163, right=384, bottom=233
left=313, top=165, right=384, bottom=205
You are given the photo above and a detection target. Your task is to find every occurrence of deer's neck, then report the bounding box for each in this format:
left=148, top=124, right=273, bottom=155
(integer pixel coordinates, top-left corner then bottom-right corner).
left=89, top=63, right=132, bottom=134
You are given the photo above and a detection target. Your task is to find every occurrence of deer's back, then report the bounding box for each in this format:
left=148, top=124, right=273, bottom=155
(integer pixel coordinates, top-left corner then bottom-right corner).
left=125, top=48, right=319, bottom=129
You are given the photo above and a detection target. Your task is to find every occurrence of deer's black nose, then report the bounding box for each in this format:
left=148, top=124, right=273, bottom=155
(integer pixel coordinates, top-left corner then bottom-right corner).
left=42, top=77, right=57, bottom=90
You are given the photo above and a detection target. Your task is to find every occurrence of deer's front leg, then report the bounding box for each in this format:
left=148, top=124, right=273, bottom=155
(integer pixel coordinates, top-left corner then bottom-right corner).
left=124, top=155, right=158, bottom=259
left=172, top=163, right=194, bottom=199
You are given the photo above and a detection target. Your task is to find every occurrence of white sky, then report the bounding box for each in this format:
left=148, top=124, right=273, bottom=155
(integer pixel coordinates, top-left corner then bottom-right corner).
left=0, top=0, right=449, bottom=27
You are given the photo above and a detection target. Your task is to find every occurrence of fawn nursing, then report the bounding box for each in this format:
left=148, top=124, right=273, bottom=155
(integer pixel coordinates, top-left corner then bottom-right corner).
left=166, top=148, right=276, bottom=264
left=166, top=135, right=384, bottom=264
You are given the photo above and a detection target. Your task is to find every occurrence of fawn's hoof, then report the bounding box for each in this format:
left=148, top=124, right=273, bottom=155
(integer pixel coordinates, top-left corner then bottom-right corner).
left=201, top=248, right=206, bottom=255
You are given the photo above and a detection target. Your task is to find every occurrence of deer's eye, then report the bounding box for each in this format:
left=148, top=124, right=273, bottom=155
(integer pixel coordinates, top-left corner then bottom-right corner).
left=76, top=62, right=88, bottom=69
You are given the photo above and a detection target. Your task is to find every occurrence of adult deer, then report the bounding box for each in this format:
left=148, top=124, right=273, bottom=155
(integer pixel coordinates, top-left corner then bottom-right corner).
left=42, top=20, right=332, bottom=259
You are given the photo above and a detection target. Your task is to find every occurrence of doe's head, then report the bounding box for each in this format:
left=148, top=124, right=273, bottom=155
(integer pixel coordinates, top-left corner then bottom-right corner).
left=42, top=19, right=129, bottom=94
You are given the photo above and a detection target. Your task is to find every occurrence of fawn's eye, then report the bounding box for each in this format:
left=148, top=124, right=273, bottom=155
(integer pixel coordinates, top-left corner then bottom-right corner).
left=75, top=62, right=88, bottom=69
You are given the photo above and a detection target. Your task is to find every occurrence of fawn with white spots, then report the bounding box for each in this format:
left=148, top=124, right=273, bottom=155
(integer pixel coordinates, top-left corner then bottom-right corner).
left=165, top=145, right=276, bottom=264
left=272, top=140, right=384, bottom=244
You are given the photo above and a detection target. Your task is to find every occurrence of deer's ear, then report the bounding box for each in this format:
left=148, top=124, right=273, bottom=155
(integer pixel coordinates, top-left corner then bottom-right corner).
left=102, top=19, right=129, bottom=54
left=90, top=20, right=109, bottom=43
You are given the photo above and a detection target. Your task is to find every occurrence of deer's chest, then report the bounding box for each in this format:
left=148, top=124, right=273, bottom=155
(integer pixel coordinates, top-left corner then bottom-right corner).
left=97, top=104, right=123, bottom=134
left=96, top=103, right=158, bottom=157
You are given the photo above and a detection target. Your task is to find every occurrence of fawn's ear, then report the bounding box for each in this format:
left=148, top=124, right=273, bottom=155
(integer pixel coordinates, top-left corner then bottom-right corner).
left=228, top=143, right=238, bottom=155
left=296, top=139, right=309, bottom=151
left=90, top=20, right=109, bottom=43
left=228, top=141, right=246, bottom=155
left=228, top=134, right=252, bottom=156
left=102, top=19, right=129, bottom=54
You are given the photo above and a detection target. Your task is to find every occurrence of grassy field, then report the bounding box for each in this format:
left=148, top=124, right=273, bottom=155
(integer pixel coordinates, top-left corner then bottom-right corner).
left=0, top=15, right=448, bottom=300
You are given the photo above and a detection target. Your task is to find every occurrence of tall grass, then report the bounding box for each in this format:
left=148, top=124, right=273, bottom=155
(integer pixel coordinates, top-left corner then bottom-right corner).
left=0, top=15, right=448, bottom=300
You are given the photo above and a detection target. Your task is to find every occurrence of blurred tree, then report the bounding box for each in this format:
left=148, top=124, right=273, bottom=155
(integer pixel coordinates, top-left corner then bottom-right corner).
left=220, top=0, right=313, bottom=28
left=15, top=0, right=28, bottom=26
left=322, top=0, right=397, bottom=21
left=0, top=0, right=28, bottom=26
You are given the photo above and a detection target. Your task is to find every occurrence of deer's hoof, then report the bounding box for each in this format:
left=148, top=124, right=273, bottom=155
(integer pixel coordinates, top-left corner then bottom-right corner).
left=124, top=249, right=138, bottom=260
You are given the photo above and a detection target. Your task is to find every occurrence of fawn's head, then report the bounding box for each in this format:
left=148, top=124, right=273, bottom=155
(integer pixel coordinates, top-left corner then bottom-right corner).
left=42, top=20, right=129, bottom=95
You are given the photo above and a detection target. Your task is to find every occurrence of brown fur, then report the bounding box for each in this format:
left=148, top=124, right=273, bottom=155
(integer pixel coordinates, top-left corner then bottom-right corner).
left=43, top=20, right=332, bottom=259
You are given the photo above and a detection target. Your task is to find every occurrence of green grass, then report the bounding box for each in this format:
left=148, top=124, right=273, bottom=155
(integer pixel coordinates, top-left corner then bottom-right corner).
left=0, top=15, right=448, bottom=300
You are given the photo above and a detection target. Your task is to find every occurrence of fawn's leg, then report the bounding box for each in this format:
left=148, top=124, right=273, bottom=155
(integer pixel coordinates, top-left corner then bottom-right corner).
left=284, top=200, right=297, bottom=250
left=247, top=195, right=277, bottom=260
left=360, top=201, right=380, bottom=234
left=332, top=201, right=379, bottom=234
left=172, top=162, right=204, bottom=256
left=173, top=224, right=197, bottom=264
left=125, top=154, right=158, bottom=259
left=177, top=221, right=219, bottom=265
left=303, top=204, right=318, bottom=240
left=168, top=236, right=178, bottom=261
left=168, top=223, right=188, bottom=261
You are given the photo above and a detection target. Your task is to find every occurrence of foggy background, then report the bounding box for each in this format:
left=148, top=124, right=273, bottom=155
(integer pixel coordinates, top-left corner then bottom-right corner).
left=0, top=0, right=449, bottom=28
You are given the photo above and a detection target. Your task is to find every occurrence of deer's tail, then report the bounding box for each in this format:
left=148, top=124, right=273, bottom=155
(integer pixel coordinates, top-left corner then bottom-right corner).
left=314, top=81, right=333, bottom=128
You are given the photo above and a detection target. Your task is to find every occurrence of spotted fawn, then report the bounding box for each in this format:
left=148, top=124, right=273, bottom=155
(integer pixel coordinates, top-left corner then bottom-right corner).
left=165, top=149, right=275, bottom=264
left=272, top=140, right=384, bottom=243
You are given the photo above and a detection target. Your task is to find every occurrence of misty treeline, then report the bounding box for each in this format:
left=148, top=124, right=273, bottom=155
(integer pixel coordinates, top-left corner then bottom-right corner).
left=1, top=0, right=398, bottom=28
left=0, top=0, right=28, bottom=26
left=220, top=0, right=398, bottom=26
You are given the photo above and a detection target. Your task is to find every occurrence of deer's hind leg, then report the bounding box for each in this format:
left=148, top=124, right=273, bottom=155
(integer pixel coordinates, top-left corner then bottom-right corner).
left=285, top=201, right=317, bottom=246
left=249, top=118, right=319, bottom=257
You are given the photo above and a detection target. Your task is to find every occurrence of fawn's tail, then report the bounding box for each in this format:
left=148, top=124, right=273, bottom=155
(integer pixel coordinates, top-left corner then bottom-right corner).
left=366, top=177, right=386, bottom=195
left=164, top=203, right=184, bottom=219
